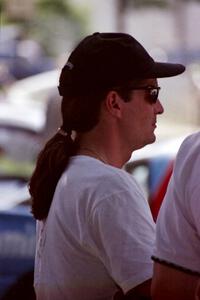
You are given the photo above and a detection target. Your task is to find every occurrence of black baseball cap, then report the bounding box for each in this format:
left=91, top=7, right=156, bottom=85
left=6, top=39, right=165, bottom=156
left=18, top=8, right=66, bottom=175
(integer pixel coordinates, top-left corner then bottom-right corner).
left=58, top=32, right=185, bottom=96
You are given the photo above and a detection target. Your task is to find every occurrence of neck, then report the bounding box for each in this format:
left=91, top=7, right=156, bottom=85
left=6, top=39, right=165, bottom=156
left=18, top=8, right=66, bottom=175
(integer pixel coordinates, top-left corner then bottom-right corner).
left=76, top=127, right=130, bottom=169
left=77, top=144, right=129, bottom=168
left=78, top=146, right=108, bottom=165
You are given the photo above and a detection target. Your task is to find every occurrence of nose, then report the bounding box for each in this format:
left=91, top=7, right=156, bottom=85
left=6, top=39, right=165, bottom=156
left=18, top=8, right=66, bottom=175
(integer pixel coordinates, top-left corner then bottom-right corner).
left=155, top=98, right=164, bottom=115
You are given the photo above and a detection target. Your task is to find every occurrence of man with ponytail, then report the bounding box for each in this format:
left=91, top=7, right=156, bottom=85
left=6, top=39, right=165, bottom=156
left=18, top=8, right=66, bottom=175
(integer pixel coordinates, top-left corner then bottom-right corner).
left=29, top=32, right=185, bottom=299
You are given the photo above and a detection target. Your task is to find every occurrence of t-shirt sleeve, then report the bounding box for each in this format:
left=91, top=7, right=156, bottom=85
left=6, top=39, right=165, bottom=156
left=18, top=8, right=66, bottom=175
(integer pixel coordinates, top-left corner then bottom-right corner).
left=153, top=133, right=200, bottom=274
left=88, top=186, right=155, bottom=294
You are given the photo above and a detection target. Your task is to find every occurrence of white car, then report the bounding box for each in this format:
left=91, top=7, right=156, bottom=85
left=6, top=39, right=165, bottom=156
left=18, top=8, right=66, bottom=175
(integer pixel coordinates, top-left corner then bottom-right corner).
left=0, top=69, right=62, bottom=161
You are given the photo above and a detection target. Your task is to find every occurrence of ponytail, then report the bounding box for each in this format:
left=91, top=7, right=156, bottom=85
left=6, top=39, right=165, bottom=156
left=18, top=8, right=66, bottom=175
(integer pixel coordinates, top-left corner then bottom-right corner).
left=30, top=72, right=107, bottom=221
left=29, top=130, right=77, bottom=220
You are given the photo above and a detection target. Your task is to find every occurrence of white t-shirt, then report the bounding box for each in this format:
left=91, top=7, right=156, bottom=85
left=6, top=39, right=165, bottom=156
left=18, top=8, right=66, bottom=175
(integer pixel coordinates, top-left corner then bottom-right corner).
left=34, top=155, right=155, bottom=300
left=153, top=132, right=200, bottom=274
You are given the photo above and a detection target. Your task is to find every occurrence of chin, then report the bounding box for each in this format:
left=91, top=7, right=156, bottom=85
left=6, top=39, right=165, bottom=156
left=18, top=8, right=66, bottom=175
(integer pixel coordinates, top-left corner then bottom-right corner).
left=143, top=135, right=156, bottom=147
left=150, top=135, right=156, bottom=144
left=132, top=134, right=156, bottom=151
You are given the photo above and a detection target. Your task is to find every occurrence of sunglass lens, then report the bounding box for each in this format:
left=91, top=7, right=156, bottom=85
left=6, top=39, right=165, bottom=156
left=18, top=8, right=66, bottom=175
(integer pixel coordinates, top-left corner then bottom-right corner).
left=150, top=88, right=159, bottom=103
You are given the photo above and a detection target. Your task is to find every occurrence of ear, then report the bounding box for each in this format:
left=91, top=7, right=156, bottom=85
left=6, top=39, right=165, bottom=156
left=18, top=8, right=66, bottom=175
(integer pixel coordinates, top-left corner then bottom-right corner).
left=104, top=91, right=123, bottom=118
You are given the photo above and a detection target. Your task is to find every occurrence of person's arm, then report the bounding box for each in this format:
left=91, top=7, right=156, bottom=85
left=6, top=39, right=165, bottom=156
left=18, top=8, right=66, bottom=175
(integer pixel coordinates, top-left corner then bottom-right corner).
left=114, top=279, right=152, bottom=300
left=195, top=280, right=200, bottom=299
left=125, top=279, right=152, bottom=299
left=151, top=262, right=200, bottom=300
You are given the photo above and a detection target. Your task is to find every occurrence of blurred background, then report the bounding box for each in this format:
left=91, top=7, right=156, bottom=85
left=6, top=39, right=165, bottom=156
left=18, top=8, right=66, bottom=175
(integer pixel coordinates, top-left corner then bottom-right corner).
left=1, top=1, right=200, bottom=298
left=1, top=0, right=200, bottom=170
left=1, top=0, right=200, bottom=171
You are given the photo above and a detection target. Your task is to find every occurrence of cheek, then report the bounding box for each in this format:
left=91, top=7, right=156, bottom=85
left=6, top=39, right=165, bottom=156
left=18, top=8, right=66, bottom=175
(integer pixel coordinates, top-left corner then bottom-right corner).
left=134, top=105, right=152, bottom=126
left=124, top=98, right=154, bottom=131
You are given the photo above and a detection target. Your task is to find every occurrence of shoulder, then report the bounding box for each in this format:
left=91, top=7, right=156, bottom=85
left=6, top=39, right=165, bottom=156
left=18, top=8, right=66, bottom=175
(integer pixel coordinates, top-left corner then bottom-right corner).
left=172, top=131, right=200, bottom=183
left=62, top=156, right=148, bottom=210
left=96, top=163, right=145, bottom=199
left=154, top=133, right=200, bottom=272
left=90, top=164, right=153, bottom=220
left=176, top=131, right=200, bottom=162
left=181, top=131, right=200, bottom=146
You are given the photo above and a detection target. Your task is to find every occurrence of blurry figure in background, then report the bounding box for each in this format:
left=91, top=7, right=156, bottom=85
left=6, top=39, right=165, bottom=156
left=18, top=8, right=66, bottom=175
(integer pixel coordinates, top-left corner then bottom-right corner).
left=17, top=38, right=43, bottom=63
left=0, top=25, right=55, bottom=83
left=29, top=32, right=185, bottom=300
left=16, top=37, right=55, bottom=77
left=152, top=132, right=200, bottom=300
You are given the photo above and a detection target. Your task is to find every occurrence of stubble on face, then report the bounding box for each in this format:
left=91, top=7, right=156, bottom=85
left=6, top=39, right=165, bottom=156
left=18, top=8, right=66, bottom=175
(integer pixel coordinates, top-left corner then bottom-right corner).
left=124, top=78, right=160, bottom=151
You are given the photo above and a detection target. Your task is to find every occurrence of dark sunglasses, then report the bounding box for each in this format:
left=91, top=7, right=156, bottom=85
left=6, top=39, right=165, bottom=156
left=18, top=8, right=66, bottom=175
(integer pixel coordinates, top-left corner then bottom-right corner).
left=129, top=86, right=161, bottom=103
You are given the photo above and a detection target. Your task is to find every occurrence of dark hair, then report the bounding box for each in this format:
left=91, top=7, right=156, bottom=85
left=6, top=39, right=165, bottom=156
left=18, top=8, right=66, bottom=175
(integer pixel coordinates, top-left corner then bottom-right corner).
left=29, top=80, right=135, bottom=220
left=29, top=73, right=114, bottom=220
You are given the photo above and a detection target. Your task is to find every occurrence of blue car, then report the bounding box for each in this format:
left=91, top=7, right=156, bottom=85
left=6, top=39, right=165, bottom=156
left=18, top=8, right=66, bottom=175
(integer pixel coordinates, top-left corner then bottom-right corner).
left=0, top=175, right=36, bottom=299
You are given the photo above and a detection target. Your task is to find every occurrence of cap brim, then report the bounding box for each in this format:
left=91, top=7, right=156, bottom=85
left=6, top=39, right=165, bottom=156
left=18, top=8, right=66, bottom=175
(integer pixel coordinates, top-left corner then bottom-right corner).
left=150, top=62, right=185, bottom=78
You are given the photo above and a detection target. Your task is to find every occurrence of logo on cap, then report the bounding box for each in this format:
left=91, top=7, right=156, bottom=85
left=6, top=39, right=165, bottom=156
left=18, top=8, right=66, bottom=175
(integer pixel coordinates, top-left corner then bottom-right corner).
left=65, top=61, right=74, bottom=70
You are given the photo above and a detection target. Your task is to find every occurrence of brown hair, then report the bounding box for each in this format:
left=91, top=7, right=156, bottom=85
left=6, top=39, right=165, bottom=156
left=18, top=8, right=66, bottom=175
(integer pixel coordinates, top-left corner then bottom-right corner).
left=29, top=83, right=110, bottom=220
left=29, top=65, right=134, bottom=220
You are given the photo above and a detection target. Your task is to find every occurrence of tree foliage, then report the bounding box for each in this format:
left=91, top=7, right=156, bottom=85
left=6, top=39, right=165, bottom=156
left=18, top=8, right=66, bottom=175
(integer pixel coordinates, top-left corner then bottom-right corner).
left=37, top=0, right=69, bottom=15
left=124, top=0, right=200, bottom=8
left=32, top=0, right=88, bottom=56
left=37, top=0, right=75, bottom=18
